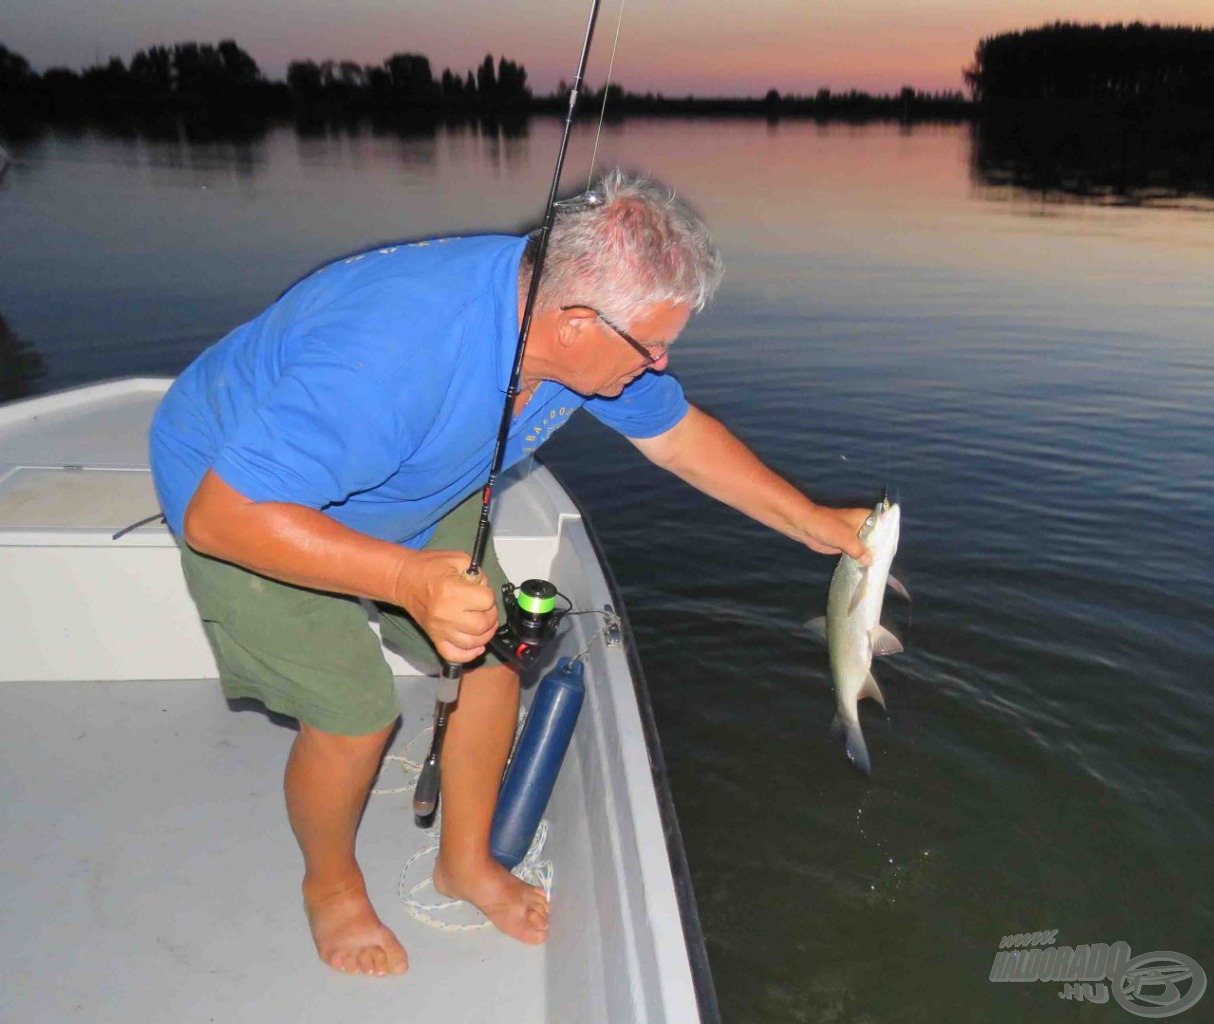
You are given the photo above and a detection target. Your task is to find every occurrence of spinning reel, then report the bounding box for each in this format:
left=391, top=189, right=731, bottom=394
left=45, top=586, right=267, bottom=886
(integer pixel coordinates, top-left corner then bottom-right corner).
left=487, top=579, right=564, bottom=670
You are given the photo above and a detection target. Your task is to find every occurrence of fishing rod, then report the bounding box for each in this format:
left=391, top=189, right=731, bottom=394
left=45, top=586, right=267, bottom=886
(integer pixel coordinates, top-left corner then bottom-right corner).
left=413, top=0, right=606, bottom=825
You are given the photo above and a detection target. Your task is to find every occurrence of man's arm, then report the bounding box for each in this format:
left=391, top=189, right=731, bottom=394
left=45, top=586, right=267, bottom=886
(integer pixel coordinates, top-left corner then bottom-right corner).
left=628, top=405, right=871, bottom=561
left=183, top=470, right=499, bottom=662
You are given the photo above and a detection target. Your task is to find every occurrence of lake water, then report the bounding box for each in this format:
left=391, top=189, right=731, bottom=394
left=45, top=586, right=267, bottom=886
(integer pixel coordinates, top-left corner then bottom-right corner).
left=2, top=117, right=1212, bottom=1022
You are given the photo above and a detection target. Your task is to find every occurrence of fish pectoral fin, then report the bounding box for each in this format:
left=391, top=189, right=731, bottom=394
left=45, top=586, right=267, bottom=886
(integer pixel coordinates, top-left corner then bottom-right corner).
left=847, top=568, right=870, bottom=615
left=803, top=615, right=828, bottom=641
left=860, top=672, right=887, bottom=709
left=870, top=625, right=904, bottom=657
left=886, top=573, right=912, bottom=602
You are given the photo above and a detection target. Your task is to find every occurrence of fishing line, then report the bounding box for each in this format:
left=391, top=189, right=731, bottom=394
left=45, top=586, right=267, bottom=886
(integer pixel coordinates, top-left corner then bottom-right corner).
left=512, top=0, right=626, bottom=494
left=412, top=0, right=608, bottom=826
left=883, top=441, right=892, bottom=503
left=586, top=0, right=628, bottom=190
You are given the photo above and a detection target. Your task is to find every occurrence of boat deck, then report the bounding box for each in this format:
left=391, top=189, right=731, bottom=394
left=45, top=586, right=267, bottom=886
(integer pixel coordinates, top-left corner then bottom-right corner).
left=0, top=674, right=550, bottom=1023
left=0, top=378, right=716, bottom=1024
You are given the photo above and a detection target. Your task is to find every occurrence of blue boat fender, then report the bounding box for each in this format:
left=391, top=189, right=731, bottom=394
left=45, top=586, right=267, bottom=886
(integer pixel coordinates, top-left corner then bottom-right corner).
left=490, top=657, right=586, bottom=869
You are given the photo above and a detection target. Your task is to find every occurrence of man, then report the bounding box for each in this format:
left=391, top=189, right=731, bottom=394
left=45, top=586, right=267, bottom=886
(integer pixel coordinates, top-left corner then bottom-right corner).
left=150, top=170, right=871, bottom=979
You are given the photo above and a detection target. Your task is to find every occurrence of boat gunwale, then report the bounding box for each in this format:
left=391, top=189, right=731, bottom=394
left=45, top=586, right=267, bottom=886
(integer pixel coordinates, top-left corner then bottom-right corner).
left=0, top=376, right=170, bottom=428
left=544, top=461, right=723, bottom=1024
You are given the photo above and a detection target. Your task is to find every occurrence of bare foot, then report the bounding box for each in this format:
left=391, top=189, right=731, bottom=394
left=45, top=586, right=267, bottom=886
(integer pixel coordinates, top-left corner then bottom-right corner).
left=303, top=878, right=409, bottom=977
left=433, top=856, right=549, bottom=944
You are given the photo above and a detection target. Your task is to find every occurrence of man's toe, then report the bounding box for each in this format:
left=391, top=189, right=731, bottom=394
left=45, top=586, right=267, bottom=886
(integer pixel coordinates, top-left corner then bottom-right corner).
left=387, top=941, right=409, bottom=974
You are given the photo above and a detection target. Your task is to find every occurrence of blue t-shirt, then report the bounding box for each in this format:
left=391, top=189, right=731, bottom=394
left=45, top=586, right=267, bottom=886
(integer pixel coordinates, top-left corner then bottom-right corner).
left=149, top=235, right=689, bottom=546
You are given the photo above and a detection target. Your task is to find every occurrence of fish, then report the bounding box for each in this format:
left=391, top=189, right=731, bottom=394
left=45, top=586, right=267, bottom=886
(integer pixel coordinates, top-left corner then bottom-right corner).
left=805, top=497, right=908, bottom=774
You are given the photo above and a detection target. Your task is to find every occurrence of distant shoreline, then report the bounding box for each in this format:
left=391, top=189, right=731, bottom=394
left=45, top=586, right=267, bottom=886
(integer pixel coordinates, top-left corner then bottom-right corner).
left=0, top=38, right=971, bottom=130
left=0, top=89, right=978, bottom=130
left=6, top=22, right=1214, bottom=136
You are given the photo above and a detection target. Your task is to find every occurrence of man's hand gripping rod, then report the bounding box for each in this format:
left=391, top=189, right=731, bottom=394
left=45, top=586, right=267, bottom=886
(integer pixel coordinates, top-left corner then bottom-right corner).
left=412, top=0, right=604, bottom=826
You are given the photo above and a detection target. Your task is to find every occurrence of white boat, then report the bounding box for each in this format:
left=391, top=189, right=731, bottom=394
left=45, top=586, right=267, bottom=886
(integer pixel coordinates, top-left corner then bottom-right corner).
left=0, top=377, right=721, bottom=1024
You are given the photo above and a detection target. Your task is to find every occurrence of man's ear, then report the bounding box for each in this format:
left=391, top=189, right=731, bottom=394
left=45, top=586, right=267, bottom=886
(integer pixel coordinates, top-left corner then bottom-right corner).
left=556, top=307, right=593, bottom=349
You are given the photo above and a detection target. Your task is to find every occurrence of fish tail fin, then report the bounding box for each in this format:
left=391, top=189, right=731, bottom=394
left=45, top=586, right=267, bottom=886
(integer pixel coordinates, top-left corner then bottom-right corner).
left=830, top=712, right=872, bottom=775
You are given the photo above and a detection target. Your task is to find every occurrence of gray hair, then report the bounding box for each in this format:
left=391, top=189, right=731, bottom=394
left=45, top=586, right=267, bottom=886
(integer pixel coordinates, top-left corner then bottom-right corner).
left=521, top=169, right=724, bottom=327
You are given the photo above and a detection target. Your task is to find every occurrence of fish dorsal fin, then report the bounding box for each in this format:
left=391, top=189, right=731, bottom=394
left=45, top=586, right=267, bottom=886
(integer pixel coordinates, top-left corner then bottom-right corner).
left=803, top=616, right=827, bottom=642
left=860, top=672, right=886, bottom=709
left=886, top=574, right=911, bottom=602
left=847, top=567, right=869, bottom=615
left=871, top=625, right=904, bottom=657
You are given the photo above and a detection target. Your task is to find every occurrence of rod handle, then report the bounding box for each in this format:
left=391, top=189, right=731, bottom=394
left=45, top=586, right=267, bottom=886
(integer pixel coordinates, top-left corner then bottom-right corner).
left=414, top=697, right=451, bottom=824
left=413, top=758, right=440, bottom=823
left=437, top=660, right=462, bottom=703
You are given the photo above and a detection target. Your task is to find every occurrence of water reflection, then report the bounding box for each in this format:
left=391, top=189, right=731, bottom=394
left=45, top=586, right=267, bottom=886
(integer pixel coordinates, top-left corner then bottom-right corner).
left=9, top=110, right=1213, bottom=211
left=970, top=111, right=1214, bottom=207
left=287, top=111, right=534, bottom=176
left=0, top=313, right=45, bottom=400
left=287, top=108, right=531, bottom=145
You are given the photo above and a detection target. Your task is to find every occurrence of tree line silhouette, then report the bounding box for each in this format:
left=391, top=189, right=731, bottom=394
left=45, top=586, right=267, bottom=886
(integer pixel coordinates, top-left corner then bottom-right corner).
left=965, top=22, right=1214, bottom=110
left=285, top=52, right=531, bottom=111
left=0, top=37, right=971, bottom=128
left=4, top=23, right=1214, bottom=128
left=0, top=40, right=536, bottom=122
left=964, top=23, right=1214, bottom=203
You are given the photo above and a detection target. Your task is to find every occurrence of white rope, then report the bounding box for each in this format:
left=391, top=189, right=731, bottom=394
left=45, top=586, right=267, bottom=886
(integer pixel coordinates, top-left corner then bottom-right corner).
left=369, top=722, right=435, bottom=796
left=395, top=819, right=554, bottom=932
left=371, top=711, right=555, bottom=931
left=586, top=0, right=629, bottom=190
left=371, top=614, right=615, bottom=930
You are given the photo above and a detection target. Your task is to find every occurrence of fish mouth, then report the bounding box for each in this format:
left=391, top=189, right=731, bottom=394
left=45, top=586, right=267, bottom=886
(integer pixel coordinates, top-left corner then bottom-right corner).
left=863, top=497, right=901, bottom=550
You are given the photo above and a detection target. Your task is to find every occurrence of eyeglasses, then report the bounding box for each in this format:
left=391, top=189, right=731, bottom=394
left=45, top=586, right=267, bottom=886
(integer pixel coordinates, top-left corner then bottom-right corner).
left=553, top=190, right=605, bottom=211
left=559, top=304, right=669, bottom=366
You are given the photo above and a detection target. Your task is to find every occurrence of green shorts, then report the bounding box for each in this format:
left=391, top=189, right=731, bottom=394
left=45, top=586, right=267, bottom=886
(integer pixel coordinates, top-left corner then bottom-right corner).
left=178, top=490, right=509, bottom=736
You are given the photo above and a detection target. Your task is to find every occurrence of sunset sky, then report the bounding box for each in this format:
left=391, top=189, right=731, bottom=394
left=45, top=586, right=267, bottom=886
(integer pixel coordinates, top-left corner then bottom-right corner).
left=6, top=0, right=1212, bottom=96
